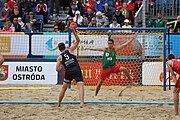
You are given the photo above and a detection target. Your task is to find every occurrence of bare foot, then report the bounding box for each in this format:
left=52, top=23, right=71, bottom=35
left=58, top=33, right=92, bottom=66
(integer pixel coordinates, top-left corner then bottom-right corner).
left=57, top=103, right=61, bottom=108
left=80, top=103, right=84, bottom=108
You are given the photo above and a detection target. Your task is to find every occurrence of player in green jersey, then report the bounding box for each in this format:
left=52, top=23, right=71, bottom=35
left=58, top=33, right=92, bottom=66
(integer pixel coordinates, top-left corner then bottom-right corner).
left=83, top=33, right=138, bottom=96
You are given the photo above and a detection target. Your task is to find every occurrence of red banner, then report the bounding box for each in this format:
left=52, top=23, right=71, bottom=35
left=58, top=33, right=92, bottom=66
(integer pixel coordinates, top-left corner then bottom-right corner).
left=79, top=62, right=139, bottom=85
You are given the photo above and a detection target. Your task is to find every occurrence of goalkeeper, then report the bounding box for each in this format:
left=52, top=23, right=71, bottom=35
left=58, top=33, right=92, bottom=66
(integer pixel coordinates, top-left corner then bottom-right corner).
left=83, top=33, right=138, bottom=96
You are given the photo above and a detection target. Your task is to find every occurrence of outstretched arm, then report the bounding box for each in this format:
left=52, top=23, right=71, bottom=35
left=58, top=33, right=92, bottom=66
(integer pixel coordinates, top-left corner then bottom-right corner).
left=56, top=55, right=62, bottom=72
left=69, top=27, right=80, bottom=53
left=83, top=47, right=105, bottom=52
left=115, top=33, right=138, bottom=52
left=167, top=61, right=177, bottom=84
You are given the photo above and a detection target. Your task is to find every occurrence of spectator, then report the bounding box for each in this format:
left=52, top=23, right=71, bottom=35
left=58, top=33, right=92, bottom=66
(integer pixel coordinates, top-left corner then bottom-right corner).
left=8, top=0, right=17, bottom=10
left=73, top=10, right=83, bottom=26
left=1, top=2, right=12, bottom=22
left=96, top=22, right=102, bottom=27
left=113, top=10, right=125, bottom=26
left=172, top=15, right=180, bottom=33
left=36, top=0, right=48, bottom=24
left=96, top=0, right=106, bottom=12
left=0, top=22, right=13, bottom=32
left=122, top=19, right=132, bottom=33
left=66, top=16, right=74, bottom=27
left=11, top=17, right=22, bottom=32
left=50, top=0, right=59, bottom=17
left=95, top=11, right=109, bottom=27
left=25, top=12, right=37, bottom=32
left=83, top=8, right=95, bottom=22
left=18, top=0, right=32, bottom=14
left=127, top=0, right=135, bottom=23
left=84, top=0, right=96, bottom=12
left=120, top=2, right=130, bottom=20
left=80, top=17, right=89, bottom=27
left=68, top=2, right=78, bottom=17
left=114, top=0, right=124, bottom=10
left=53, top=25, right=60, bottom=32
left=138, top=12, right=153, bottom=27
left=109, top=17, right=121, bottom=28
left=59, top=0, right=71, bottom=11
left=54, top=16, right=66, bottom=32
left=88, top=17, right=96, bottom=27
left=18, top=17, right=25, bottom=29
left=134, top=0, right=142, bottom=12
left=127, top=0, right=135, bottom=12
left=10, top=9, right=21, bottom=22
left=103, top=3, right=113, bottom=23
left=154, top=12, right=166, bottom=27
left=71, top=0, right=84, bottom=15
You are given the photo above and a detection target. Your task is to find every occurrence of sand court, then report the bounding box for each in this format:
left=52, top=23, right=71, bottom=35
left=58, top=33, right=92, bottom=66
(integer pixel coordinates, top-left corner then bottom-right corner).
left=0, top=85, right=179, bottom=120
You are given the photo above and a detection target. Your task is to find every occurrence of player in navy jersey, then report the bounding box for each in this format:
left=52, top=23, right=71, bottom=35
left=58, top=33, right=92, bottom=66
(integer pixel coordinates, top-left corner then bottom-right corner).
left=56, top=27, right=84, bottom=108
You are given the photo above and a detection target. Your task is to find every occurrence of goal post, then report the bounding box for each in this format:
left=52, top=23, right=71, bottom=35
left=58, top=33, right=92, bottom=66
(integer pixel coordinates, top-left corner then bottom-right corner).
left=69, top=28, right=167, bottom=91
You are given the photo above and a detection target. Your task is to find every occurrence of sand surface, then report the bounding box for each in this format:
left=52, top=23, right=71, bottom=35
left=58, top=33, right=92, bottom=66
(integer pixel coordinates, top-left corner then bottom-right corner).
left=0, top=85, right=179, bottom=120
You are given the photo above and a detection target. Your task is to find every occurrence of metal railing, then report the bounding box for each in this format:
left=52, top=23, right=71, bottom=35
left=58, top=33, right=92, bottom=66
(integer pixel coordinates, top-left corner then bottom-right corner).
left=134, top=0, right=180, bottom=26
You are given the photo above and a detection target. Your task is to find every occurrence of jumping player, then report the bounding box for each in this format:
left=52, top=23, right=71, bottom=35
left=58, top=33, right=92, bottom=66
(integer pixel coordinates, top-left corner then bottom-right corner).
left=166, top=54, right=180, bottom=115
left=83, top=33, right=138, bottom=96
left=56, top=27, right=84, bottom=108
left=0, top=54, right=4, bottom=66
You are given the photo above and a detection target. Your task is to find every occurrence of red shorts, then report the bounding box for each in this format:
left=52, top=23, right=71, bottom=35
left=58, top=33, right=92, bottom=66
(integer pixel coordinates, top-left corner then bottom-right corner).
left=175, top=79, right=180, bottom=88
left=100, top=65, right=120, bottom=80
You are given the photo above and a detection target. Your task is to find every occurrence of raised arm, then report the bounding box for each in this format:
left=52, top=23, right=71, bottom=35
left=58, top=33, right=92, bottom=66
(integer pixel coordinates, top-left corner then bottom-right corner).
left=167, top=60, right=177, bottom=84
left=115, top=33, right=138, bottom=52
left=83, top=47, right=105, bottom=52
left=0, top=54, right=4, bottom=66
left=56, top=55, right=62, bottom=72
left=69, top=27, right=80, bottom=53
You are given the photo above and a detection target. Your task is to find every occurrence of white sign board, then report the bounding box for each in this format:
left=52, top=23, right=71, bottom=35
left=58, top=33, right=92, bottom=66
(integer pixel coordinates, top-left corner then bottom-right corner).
left=31, top=34, right=108, bottom=56
left=0, top=34, right=29, bottom=55
left=31, top=35, right=68, bottom=56
left=0, top=62, right=57, bottom=84
left=142, top=62, right=175, bottom=85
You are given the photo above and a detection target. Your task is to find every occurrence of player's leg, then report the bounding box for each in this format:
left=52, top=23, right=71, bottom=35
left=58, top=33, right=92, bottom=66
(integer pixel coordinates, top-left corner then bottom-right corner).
left=173, top=88, right=180, bottom=115
left=95, top=69, right=111, bottom=96
left=95, top=79, right=104, bottom=96
left=57, top=81, right=68, bottom=107
left=0, top=54, right=4, bottom=66
left=119, top=67, right=136, bottom=86
left=77, top=81, right=84, bottom=108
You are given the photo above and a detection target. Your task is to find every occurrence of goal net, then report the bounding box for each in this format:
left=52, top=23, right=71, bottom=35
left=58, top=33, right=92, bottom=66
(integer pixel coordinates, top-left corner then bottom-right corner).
left=71, top=28, right=167, bottom=90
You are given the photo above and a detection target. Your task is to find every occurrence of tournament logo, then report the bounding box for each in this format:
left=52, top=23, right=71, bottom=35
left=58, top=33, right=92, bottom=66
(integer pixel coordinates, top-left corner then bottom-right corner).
left=0, top=65, right=8, bottom=81
left=45, top=38, right=58, bottom=51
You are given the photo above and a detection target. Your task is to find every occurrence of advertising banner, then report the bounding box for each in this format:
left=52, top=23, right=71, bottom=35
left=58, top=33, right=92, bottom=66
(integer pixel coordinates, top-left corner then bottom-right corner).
left=142, top=62, right=174, bottom=85
left=0, top=34, right=29, bottom=56
left=0, top=62, right=57, bottom=84
left=79, top=61, right=138, bottom=85
left=31, top=35, right=108, bottom=56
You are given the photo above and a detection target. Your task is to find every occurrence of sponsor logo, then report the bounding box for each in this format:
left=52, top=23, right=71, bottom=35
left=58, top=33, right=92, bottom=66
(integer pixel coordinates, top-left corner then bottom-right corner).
left=0, top=65, right=8, bottom=81
left=0, top=37, right=11, bottom=52
left=45, top=38, right=58, bottom=51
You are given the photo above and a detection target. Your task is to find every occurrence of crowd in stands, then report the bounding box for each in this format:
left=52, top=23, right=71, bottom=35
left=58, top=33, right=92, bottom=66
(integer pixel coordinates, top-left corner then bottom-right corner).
left=0, top=0, right=179, bottom=33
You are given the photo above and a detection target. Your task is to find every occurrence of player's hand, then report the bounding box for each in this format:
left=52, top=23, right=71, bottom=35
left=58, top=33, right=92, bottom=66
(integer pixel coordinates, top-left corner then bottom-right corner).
left=69, top=26, right=75, bottom=32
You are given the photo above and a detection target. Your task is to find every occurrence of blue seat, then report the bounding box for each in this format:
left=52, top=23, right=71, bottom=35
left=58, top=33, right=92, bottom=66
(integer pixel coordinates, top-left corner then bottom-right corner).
left=35, top=15, right=44, bottom=32
left=32, top=7, right=37, bottom=14
left=35, top=15, right=44, bottom=23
